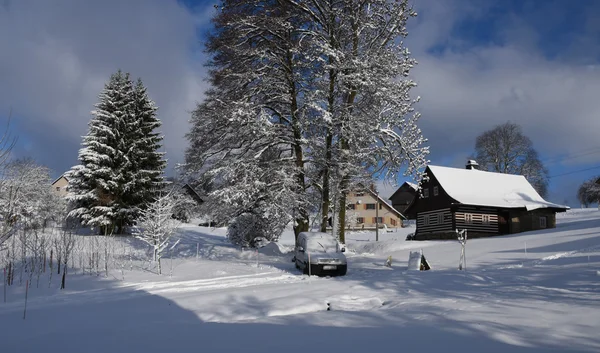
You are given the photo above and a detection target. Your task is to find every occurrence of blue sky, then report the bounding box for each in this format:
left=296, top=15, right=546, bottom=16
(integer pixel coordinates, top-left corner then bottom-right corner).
left=1, top=0, right=599, bottom=206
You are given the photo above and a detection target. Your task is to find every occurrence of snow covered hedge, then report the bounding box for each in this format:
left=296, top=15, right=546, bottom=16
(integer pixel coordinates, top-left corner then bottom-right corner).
left=226, top=213, right=284, bottom=248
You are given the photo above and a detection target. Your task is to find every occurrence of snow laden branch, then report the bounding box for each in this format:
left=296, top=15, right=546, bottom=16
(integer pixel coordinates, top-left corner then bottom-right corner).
left=134, top=193, right=180, bottom=275
left=184, top=0, right=429, bottom=244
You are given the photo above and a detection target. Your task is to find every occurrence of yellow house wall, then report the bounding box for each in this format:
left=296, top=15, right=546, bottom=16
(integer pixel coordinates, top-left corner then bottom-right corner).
left=51, top=177, right=69, bottom=197
left=346, top=191, right=402, bottom=229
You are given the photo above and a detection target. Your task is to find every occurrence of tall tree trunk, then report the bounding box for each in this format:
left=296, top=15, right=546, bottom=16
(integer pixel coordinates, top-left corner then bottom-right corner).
left=320, top=132, right=332, bottom=232
left=336, top=12, right=359, bottom=244
left=336, top=144, right=350, bottom=244
left=287, top=48, right=309, bottom=241
left=321, top=6, right=338, bottom=232
left=321, top=64, right=336, bottom=232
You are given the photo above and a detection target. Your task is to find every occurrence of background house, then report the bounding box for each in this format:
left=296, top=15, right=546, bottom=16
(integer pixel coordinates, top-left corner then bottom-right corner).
left=388, top=181, right=418, bottom=218
left=51, top=174, right=69, bottom=197
left=346, top=187, right=406, bottom=230
left=172, top=183, right=205, bottom=223
left=405, top=160, right=569, bottom=240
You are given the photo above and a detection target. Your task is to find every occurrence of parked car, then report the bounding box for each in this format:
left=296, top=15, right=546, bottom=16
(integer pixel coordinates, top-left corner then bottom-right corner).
left=294, top=232, right=347, bottom=276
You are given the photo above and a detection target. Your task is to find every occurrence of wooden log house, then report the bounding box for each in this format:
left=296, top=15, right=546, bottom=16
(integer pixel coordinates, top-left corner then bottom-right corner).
left=405, top=160, right=569, bottom=240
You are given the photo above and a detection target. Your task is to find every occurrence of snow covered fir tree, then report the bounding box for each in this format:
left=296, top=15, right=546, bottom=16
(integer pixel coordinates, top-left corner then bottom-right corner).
left=67, top=70, right=166, bottom=235
left=183, top=0, right=429, bottom=246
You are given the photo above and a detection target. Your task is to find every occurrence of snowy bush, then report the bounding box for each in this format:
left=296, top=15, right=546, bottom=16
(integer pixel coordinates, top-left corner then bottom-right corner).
left=226, top=213, right=284, bottom=248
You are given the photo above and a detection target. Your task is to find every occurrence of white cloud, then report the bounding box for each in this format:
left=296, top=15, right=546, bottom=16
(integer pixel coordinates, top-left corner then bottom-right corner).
left=0, top=0, right=214, bottom=173
left=401, top=0, right=600, bottom=203
left=1, top=0, right=597, bottom=205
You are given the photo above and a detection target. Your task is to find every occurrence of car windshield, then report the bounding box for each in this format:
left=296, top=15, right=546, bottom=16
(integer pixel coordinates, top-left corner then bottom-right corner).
left=306, top=237, right=339, bottom=253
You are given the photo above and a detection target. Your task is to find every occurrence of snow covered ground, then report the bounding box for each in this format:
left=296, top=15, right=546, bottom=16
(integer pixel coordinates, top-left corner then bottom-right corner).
left=2, top=209, right=600, bottom=352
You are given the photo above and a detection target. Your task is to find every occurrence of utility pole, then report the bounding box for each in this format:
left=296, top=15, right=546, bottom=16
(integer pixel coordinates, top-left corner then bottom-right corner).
left=375, top=191, right=379, bottom=242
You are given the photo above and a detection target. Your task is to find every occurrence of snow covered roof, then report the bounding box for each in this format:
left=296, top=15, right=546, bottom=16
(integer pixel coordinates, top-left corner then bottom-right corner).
left=405, top=182, right=418, bottom=191
left=364, top=188, right=407, bottom=219
left=389, top=181, right=419, bottom=201
left=428, top=165, right=569, bottom=211
left=51, top=173, right=69, bottom=185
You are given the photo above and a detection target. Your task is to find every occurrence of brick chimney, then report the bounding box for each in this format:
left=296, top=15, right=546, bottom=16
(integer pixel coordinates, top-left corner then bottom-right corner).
left=465, top=160, right=479, bottom=170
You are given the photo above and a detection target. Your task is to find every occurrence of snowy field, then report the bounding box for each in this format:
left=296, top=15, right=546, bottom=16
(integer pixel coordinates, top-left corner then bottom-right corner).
left=2, top=209, right=600, bottom=353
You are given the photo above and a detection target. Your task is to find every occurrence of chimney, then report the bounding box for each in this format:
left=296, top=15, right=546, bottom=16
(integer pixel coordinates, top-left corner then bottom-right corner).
left=465, top=160, right=479, bottom=170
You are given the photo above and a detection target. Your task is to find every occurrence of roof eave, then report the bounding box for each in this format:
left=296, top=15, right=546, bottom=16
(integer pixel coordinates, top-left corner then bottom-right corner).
left=364, top=188, right=408, bottom=220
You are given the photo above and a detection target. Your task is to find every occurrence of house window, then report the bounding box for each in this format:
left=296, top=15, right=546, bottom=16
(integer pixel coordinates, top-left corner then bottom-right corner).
left=539, top=216, right=547, bottom=229
left=355, top=192, right=364, bottom=197
left=356, top=217, right=364, bottom=224
left=347, top=204, right=356, bottom=210
left=423, top=215, right=429, bottom=226
left=423, top=188, right=429, bottom=198
left=433, top=186, right=439, bottom=196
left=372, top=217, right=383, bottom=224
left=379, top=203, right=383, bottom=210
left=391, top=219, right=397, bottom=226
left=465, top=213, right=473, bottom=224
left=366, top=203, right=376, bottom=210
left=482, top=214, right=490, bottom=224
left=56, top=187, right=60, bottom=191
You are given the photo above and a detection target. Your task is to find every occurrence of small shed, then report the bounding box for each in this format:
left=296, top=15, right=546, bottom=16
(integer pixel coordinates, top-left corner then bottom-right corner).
left=389, top=181, right=418, bottom=218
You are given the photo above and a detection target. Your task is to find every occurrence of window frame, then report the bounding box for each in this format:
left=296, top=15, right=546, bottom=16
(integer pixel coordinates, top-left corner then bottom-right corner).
left=539, top=216, right=547, bottom=229
left=464, top=213, right=473, bottom=224
left=433, top=186, right=439, bottom=196
left=366, top=203, right=376, bottom=210
left=423, top=188, right=429, bottom=198
left=482, top=214, right=490, bottom=224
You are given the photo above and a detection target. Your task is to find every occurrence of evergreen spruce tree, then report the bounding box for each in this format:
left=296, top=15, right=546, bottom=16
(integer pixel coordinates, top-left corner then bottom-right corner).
left=130, top=78, right=166, bottom=208
left=67, top=71, right=166, bottom=234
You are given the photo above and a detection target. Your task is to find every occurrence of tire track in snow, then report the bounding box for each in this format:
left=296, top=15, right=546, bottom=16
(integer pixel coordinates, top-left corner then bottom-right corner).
left=498, top=242, right=600, bottom=269
left=138, top=274, right=303, bottom=295
left=0, top=272, right=304, bottom=315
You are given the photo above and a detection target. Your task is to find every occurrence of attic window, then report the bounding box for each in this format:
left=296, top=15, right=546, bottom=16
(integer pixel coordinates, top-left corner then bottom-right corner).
left=56, top=187, right=60, bottom=191
left=355, top=192, right=364, bottom=197
left=423, top=188, right=429, bottom=198
left=433, top=186, right=439, bottom=196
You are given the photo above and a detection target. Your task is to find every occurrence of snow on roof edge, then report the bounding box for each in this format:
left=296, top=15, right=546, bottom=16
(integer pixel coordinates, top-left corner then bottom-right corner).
left=406, top=181, right=418, bottom=191
left=365, top=188, right=407, bottom=220
left=427, top=165, right=569, bottom=211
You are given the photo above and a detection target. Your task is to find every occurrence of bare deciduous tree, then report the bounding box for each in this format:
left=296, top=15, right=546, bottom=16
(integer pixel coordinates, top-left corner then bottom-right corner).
left=134, top=193, right=180, bottom=275
left=474, top=122, right=549, bottom=197
left=0, top=108, right=17, bottom=247
left=577, top=177, right=600, bottom=207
